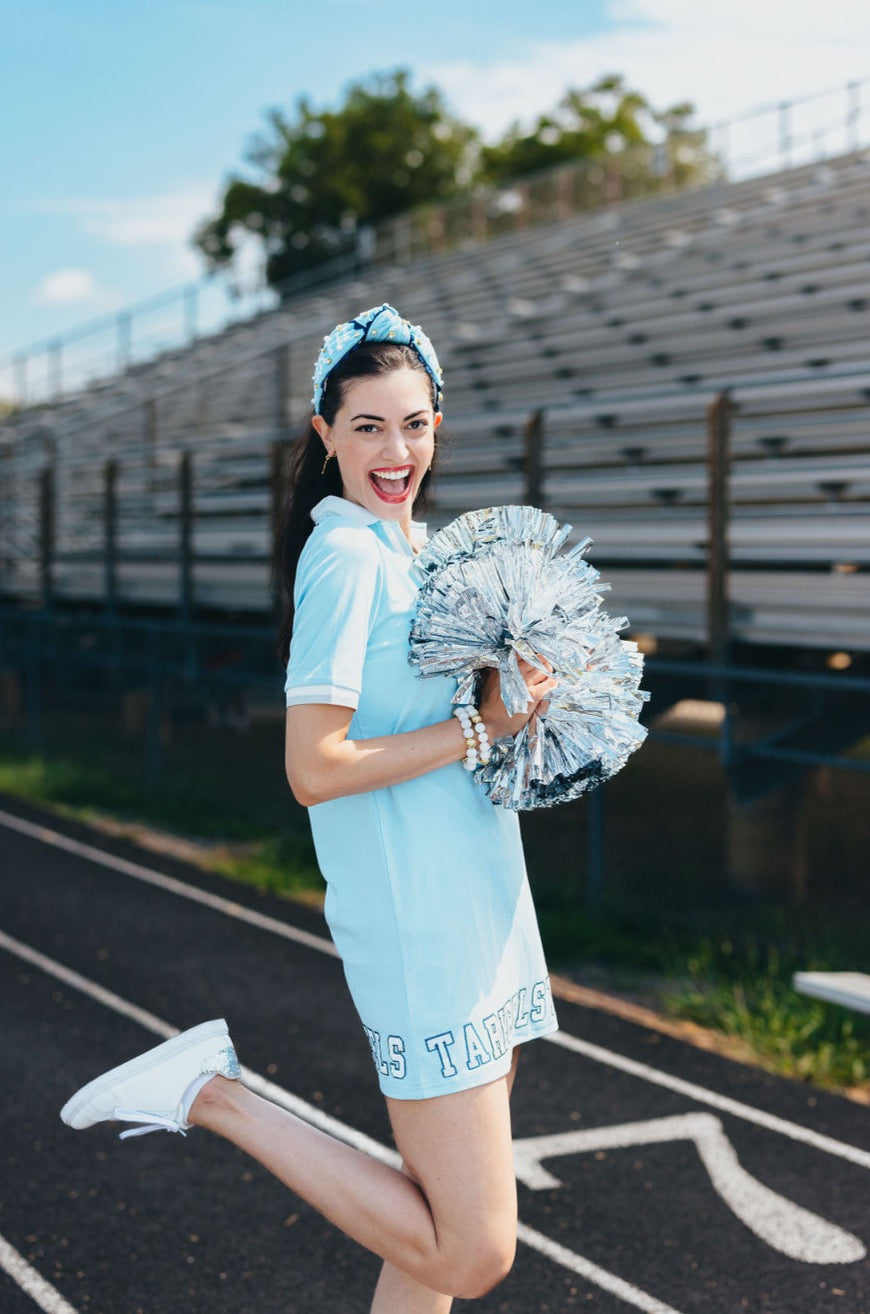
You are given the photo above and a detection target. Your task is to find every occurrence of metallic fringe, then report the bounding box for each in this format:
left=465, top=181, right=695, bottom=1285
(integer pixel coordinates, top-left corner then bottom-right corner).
left=409, top=505, right=649, bottom=810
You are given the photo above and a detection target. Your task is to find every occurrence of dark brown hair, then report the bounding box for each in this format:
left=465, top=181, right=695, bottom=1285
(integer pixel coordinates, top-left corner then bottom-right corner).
left=274, top=340, right=439, bottom=664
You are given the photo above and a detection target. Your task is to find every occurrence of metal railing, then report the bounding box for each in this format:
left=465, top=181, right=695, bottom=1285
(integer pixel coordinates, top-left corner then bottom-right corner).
left=2, top=76, right=869, bottom=410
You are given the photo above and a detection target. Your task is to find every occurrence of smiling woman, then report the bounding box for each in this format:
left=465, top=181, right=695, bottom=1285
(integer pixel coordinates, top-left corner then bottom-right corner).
left=60, top=302, right=559, bottom=1313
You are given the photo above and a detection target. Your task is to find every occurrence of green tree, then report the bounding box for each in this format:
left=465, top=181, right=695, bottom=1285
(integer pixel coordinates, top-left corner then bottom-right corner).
left=479, top=74, right=715, bottom=189
left=194, top=69, right=477, bottom=290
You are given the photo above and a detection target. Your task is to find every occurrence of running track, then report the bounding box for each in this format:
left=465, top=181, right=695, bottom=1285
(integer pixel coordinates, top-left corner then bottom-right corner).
left=1, top=793, right=868, bottom=1314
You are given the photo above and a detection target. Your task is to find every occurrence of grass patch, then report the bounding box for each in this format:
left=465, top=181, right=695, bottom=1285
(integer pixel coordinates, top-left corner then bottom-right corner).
left=0, top=753, right=141, bottom=815
left=539, top=905, right=870, bottom=1094
left=208, top=834, right=324, bottom=902
left=661, top=939, right=870, bottom=1091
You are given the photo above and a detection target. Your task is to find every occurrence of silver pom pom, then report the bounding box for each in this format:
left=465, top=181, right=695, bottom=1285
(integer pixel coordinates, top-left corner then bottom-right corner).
left=410, top=505, right=649, bottom=809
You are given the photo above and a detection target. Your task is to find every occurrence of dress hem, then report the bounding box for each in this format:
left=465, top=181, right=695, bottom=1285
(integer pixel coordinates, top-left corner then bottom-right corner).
left=376, top=1017, right=559, bottom=1102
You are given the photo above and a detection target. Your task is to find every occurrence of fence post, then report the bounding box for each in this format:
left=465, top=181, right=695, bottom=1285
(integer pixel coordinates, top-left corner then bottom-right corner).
left=428, top=207, right=446, bottom=253
left=524, top=408, right=546, bottom=507
left=27, top=611, right=42, bottom=752
left=778, top=101, right=792, bottom=169
left=143, top=397, right=157, bottom=494
left=14, top=355, right=27, bottom=407
left=471, top=192, right=488, bottom=241
left=605, top=154, right=622, bottom=205
left=39, top=465, right=55, bottom=610
left=270, top=342, right=293, bottom=619
left=556, top=167, right=574, bottom=220
left=273, top=344, right=290, bottom=439
left=270, top=440, right=288, bottom=620
left=103, top=459, right=118, bottom=615
left=117, top=311, right=132, bottom=372
left=147, top=623, right=162, bottom=788
left=706, top=391, right=731, bottom=705
left=49, top=340, right=63, bottom=399
left=846, top=81, right=861, bottom=151
left=514, top=182, right=531, bottom=230
left=184, top=285, right=199, bottom=342
left=179, top=451, right=193, bottom=620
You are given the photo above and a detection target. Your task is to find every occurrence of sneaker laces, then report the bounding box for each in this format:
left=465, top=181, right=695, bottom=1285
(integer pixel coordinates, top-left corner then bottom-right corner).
left=114, top=1107, right=188, bottom=1140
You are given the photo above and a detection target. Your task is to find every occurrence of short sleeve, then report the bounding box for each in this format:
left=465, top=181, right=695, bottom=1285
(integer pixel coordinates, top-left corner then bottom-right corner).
left=284, top=526, right=380, bottom=709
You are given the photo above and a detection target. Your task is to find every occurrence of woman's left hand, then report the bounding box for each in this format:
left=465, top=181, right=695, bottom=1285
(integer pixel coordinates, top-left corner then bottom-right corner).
left=478, top=656, right=557, bottom=742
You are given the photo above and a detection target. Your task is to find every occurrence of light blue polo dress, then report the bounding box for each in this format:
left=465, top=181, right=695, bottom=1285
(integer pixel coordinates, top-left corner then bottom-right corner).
left=285, top=495, right=558, bottom=1100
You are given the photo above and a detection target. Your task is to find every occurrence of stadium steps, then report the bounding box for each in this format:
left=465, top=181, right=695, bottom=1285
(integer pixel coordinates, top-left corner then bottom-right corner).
left=2, top=149, right=870, bottom=651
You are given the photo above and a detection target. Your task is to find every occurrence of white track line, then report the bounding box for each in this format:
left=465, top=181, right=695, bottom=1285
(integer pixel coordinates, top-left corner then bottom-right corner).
left=0, top=808, right=338, bottom=958
left=0, top=927, right=685, bottom=1314
left=2, top=805, right=869, bottom=1174
left=514, top=1226, right=682, bottom=1314
left=0, top=1233, right=80, bottom=1314
left=513, top=1114, right=865, bottom=1264
left=547, top=1031, right=870, bottom=1171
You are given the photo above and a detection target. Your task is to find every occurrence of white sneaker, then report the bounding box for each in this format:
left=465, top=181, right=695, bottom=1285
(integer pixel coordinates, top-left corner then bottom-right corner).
left=60, top=1018, right=241, bottom=1140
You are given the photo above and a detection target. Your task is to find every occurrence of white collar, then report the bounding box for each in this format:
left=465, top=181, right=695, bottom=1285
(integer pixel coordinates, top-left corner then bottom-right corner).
left=311, top=495, right=378, bottom=528
left=311, top=495, right=427, bottom=552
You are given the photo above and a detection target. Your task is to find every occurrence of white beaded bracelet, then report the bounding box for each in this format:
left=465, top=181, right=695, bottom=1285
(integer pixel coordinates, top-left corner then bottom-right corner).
left=468, top=708, right=492, bottom=765
left=453, top=705, right=478, bottom=770
left=453, top=704, right=492, bottom=770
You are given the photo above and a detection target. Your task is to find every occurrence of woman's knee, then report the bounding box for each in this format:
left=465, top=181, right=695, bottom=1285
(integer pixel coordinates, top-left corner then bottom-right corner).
left=449, top=1231, right=517, bottom=1300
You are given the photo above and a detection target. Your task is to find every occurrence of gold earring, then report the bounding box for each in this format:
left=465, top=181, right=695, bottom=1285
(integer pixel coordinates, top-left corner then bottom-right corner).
left=321, top=450, right=334, bottom=476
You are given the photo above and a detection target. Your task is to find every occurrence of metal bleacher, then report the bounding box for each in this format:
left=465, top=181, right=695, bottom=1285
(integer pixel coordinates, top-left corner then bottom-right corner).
left=1, top=151, right=869, bottom=650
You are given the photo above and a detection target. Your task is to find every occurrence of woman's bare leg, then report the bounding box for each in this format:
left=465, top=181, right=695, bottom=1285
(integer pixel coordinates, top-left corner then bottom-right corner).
left=369, top=1049, right=521, bottom=1313
left=190, top=1055, right=518, bottom=1300
left=369, top=1210, right=454, bottom=1314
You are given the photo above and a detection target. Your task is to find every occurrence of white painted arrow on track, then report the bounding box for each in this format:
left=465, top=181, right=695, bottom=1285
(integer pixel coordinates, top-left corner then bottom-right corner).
left=513, top=1112, right=865, bottom=1264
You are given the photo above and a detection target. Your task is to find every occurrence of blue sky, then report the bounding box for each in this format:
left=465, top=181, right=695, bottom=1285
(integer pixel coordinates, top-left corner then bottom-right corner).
left=3, top=0, right=869, bottom=380
left=0, top=0, right=616, bottom=365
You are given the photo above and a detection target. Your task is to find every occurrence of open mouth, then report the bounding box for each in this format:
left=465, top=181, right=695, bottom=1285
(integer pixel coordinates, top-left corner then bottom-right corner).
left=369, top=466, right=413, bottom=502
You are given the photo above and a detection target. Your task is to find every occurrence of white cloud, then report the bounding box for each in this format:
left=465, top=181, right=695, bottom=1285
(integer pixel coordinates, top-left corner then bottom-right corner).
left=33, top=268, right=104, bottom=307
left=432, top=0, right=870, bottom=172
left=70, top=182, right=215, bottom=247
left=36, top=181, right=219, bottom=278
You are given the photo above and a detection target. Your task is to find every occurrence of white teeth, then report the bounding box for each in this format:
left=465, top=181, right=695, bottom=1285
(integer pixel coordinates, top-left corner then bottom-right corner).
left=373, top=468, right=412, bottom=481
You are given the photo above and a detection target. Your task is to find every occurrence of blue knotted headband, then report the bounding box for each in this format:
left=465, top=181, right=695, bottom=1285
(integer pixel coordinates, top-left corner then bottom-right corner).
left=311, top=303, right=444, bottom=415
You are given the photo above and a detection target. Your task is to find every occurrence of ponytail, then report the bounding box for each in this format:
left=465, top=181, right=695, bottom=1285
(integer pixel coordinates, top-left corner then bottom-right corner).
left=274, top=422, right=342, bottom=664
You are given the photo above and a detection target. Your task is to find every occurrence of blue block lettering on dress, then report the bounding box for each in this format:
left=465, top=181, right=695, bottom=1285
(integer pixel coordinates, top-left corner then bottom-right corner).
left=531, top=980, right=550, bottom=1024
left=514, top=986, right=530, bottom=1029
left=363, top=1024, right=389, bottom=1076
left=463, top=1022, right=493, bottom=1071
left=481, top=1013, right=506, bottom=1059
left=497, top=1001, right=515, bottom=1051
left=425, top=1031, right=459, bottom=1078
left=387, top=1034, right=407, bottom=1080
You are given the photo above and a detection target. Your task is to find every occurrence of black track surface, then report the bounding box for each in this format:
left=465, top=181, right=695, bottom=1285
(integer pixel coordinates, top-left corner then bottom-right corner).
left=1, top=792, right=867, bottom=1314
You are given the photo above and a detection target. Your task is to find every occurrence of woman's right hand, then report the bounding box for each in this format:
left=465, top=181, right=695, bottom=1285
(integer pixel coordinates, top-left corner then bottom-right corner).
left=478, top=658, right=557, bottom=742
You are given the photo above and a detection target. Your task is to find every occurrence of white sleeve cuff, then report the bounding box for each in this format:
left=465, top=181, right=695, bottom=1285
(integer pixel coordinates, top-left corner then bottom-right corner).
left=285, top=683, right=360, bottom=710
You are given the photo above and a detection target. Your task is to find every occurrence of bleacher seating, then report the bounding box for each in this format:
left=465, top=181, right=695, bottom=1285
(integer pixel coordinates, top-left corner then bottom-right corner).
left=1, top=150, right=869, bottom=649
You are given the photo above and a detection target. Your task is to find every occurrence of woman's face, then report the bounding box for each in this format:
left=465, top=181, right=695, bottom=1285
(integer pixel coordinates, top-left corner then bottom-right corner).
left=313, top=368, right=441, bottom=535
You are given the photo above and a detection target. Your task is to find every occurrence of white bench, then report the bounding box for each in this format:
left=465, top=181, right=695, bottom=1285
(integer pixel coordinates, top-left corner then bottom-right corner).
left=792, top=972, right=870, bottom=1015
